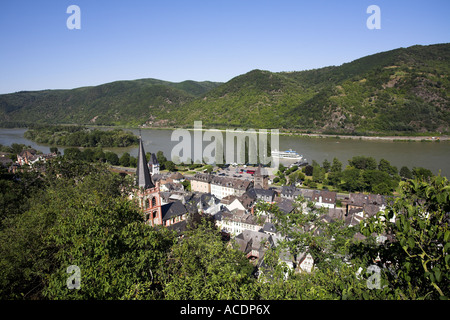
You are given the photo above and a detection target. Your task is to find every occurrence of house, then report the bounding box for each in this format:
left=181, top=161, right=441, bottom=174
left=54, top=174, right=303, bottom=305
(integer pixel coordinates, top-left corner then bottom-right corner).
left=15, top=149, right=56, bottom=167
left=17, top=149, right=40, bottom=166
left=345, top=207, right=365, bottom=227
left=253, top=197, right=296, bottom=224
left=169, top=172, right=185, bottom=183
left=216, top=209, right=264, bottom=236
left=299, top=189, right=315, bottom=201
left=159, top=192, right=172, bottom=205
left=238, top=193, right=256, bottom=212
left=297, top=252, right=314, bottom=273
left=187, top=193, right=222, bottom=215
left=190, top=173, right=212, bottom=194
left=312, top=190, right=336, bottom=209
left=234, top=230, right=274, bottom=263
left=210, top=176, right=253, bottom=199
left=327, top=207, right=345, bottom=220
left=262, top=222, right=278, bottom=236
left=150, top=173, right=165, bottom=184
left=281, top=185, right=302, bottom=201
left=161, top=200, right=189, bottom=227
left=342, top=192, right=387, bottom=223
left=223, top=196, right=247, bottom=212
left=277, top=198, right=295, bottom=214
left=167, top=220, right=188, bottom=236
left=343, top=193, right=386, bottom=214
left=247, top=188, right=276, bottom=203
left=160, top=181, right=184, bottom=193
left=257, top=235, right=314, bottom=279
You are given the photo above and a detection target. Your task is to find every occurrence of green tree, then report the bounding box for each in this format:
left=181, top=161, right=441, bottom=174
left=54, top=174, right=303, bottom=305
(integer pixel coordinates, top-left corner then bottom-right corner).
left=129, top=156, right=137, bottom=168
left=82, top=148, right=95, bottom=162
left=331, top=157, right=342, bottom=173
left=288, top=171, right=305, bottom=185
left=104, top=151, right=119, bottom=165
left=378, top=159, right=398, bottom=176
left=327, top=171, right=342, bottom=187
left=165, top=161, right=176, bottom=172
left=161, top=221, right=256, bottom=299
left=64, top=148, right=82, bottom=161
left=362, top=170, right=395, bottom=194
left=181, top=180, right=191, bottom=191
left=412, top=167, right=434, bottom=181
left=312, top=165, right=325, bottom=183
left=400, top=166, right=413, bottom=180
left=156, top=151, right=167, bottom=167
left=0, top=162, right=173, bottom=300
left=322, top=159, right=331, bottom=173
left=93, top=148, right=106, bottom=162
left=348, top=156, right=377, bottom=170
left=304, top=165, right=314, bottom=176
left=119, top=152, right=131, bottom=167
left=0, top=167, right=45, bottom=227
left=340, top=167, right=364, bottom=192
left=361, top=175, right=450, bottom=299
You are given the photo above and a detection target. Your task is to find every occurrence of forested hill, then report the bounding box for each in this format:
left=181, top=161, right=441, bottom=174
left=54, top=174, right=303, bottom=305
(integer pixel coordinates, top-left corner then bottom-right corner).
left=0, top=79, right=222, bottom=127
left=1, top=43, right=449, bottom=134
left=172, top=43, right=450, bottom=134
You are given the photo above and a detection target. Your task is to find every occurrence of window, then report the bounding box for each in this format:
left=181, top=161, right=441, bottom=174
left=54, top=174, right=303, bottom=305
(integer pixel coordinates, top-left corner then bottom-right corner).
left=152, top=197, right=157, bottom=207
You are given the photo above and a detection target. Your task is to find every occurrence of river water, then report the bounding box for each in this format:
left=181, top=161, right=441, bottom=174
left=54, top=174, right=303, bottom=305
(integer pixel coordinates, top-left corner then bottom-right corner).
left=1, top=128, right=449, bottom=177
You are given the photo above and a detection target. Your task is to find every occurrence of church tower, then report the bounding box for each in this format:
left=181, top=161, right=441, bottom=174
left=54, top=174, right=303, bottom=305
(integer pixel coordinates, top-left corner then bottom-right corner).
left=136, top=136, right=162, bottom=226
left=148, top=153, right=160, bottom=175
left=254, top=164, right=269, bottom=189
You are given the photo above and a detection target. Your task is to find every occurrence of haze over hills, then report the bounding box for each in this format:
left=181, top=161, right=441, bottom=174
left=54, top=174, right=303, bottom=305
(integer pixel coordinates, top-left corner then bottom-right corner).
left=1, top=43, right=449, bottom=134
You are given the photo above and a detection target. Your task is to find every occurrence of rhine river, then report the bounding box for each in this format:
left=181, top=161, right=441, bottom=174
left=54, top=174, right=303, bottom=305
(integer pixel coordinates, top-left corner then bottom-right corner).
left=1, top=128, right=449, bottom=177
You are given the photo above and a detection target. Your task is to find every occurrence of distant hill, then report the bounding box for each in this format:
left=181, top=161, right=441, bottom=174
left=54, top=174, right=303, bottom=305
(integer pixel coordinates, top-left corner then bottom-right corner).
left=171, top=43, right=450, bottom=134
left=1, top=43, right=449, bottom=134
left=0, top=79, right=222, bottom=127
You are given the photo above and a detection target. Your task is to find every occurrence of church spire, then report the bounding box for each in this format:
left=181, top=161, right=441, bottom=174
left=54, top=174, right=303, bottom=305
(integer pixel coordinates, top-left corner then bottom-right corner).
left=136, top=135, right=155, bottom=189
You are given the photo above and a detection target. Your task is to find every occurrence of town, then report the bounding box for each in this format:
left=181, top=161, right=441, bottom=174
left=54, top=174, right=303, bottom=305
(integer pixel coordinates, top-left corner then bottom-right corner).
left=1, top=137, right=392, bottom=277
left=130, top=137, right=390, bottom=276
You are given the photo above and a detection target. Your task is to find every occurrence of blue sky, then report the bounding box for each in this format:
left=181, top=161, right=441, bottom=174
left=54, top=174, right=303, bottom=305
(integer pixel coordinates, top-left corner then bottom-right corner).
left=1, top=0, right=449, bottom=94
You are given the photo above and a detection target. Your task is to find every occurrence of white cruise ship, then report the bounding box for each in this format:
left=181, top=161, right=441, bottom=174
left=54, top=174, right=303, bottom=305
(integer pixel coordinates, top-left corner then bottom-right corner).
left=271, top=149, right=304, bottom=161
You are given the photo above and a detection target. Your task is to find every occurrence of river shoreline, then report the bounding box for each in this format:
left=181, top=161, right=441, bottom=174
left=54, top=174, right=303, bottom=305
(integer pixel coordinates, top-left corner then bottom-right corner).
left=131, top=126, right=449, bottom=142
left=4, top=124, right=449, bottom=142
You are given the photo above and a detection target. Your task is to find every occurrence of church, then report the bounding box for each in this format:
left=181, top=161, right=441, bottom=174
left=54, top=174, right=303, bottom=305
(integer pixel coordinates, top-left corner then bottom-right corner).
left=134, top=136, right=188, bottom=227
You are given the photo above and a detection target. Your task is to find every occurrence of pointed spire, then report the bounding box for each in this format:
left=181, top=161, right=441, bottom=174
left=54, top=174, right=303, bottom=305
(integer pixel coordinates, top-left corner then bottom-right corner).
left=136, top=135, right=155, bottom=189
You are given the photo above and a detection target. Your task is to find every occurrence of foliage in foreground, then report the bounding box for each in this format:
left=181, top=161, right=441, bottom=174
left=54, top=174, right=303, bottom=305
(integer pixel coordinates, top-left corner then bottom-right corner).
left=0, top=159, right=448, bottom=300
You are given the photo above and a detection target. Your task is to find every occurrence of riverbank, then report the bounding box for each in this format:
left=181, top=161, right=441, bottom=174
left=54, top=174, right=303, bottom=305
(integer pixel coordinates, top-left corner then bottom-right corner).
left=134, top=125, right=449, bottom=142
left=281, top=132, right=449, bottom=142
left=4, top=123, right=448, bottom=142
